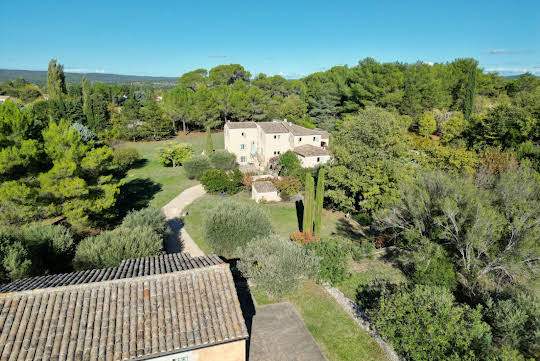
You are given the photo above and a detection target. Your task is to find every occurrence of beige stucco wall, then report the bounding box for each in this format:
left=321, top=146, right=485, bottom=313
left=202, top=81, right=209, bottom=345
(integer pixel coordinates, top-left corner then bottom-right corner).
left=148, top=339, right=246, bottom=361
left=297, top=154, right=331, bottom=168
left=252, top=188, right=280, bottom=202
left=259, top=132, right=291, bottom=165
left=292, top=134, right=326, bottom=148
left=224, top=125, right=258, bottom=165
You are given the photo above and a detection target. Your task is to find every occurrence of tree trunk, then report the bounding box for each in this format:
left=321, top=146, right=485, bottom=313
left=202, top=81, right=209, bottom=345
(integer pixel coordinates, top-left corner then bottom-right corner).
left=182, top=118, right=187, bottom=135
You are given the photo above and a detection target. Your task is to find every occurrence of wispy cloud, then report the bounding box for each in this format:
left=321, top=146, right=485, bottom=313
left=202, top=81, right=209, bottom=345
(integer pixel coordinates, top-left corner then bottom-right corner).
left=483, top=49, right=533, bottom=55
left=485, top=66, right=540, bottom=75
left=64, top=68, right=106, bottom=73
left=208, top=54, right=228, bottom=58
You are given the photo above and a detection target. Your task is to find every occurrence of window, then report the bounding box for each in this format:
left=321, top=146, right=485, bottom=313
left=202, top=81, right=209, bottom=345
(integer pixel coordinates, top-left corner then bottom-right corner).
left=313, top=136, right=319, bottom=142
left=240, top=144, right=246, bottom=150
left=273, top=135, right=280, bottom=139
left=240, top=156, right=247, bottom=163
left=299, top=137, right=302, bottom=142
left=317, top=157, right=321, bottom=162
left=241, top=132, right=245, bottom=136
left=273, top=151, right=281, bottom=155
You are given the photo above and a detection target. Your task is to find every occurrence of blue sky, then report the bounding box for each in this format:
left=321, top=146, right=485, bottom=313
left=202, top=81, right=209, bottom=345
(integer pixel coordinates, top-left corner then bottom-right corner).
left=1, top=0, right=538, bottom=78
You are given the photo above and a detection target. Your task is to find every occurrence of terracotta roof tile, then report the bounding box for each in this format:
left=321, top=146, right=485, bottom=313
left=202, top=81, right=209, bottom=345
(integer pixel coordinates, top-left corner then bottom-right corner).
left=0, top=260, right=248, bottom=361
left=0, top=253, right=224, bottom=293
left=294, top=144, right=329, bottom=157
left=225, top=122, right=257, bottom=129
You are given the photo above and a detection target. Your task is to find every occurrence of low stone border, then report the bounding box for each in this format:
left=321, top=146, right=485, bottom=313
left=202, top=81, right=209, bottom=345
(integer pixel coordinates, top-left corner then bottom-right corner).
left=322, top=283, right=404, bottom=361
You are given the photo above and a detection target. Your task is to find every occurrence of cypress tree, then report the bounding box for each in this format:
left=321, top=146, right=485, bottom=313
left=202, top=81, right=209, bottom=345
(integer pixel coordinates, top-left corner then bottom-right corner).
left=464, top=64, right=477, bottom=120
left=205, top=126, right=213, bottom=155
left=314, top=168, right=325, bottom=235
left=46, top=59, right=67, bottom=98
left=303, top=173, right=315, bottom=233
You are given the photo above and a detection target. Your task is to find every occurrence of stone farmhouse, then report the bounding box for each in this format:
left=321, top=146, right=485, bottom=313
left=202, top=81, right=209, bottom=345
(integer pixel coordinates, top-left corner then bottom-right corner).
left=224, top=120, right=330, bottom=169
left=0, top=253, right=248, bottom=361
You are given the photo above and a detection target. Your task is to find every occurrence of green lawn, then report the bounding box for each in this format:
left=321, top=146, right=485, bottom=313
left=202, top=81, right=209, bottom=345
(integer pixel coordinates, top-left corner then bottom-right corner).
left=337, top=255, right=407, bottom=300
left=114, top=131, right=224, bottom=209
left=182, top=191, right=362, bottom=253
left=182, top=192, right=390, bottom=361
left=251, top=281, right=390, bottom=361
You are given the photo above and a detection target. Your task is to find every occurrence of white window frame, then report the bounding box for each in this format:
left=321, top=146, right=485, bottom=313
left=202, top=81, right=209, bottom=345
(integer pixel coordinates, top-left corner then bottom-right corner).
left=240, top=144, right=246, bottom=150
left=240, top=156, right=247, bottom=163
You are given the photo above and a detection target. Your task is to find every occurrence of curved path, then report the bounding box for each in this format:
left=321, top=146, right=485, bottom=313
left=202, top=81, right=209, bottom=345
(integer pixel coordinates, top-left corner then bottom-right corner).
left=161, top=184, right=206, bottom=256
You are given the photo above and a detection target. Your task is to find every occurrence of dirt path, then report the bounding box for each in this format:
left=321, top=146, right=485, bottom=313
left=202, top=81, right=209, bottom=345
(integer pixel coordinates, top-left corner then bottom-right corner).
left=161, top=184, right=206, bottom=256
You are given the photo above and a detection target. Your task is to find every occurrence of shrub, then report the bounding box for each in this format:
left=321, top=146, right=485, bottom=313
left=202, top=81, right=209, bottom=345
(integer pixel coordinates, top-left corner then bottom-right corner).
left=113, top=148, right=141, bottom=172
left=306, top=238, right=350, bottom=284
left=72, top=122, right=96, bottom=142
left=158, top=143, right=193, bottom=167
left=290, top=230, right=316, bottom=245
left=209, top=150, right=237, bottom=170
left=279, top=150, right=301, bottom=175
left=409, top=239, right=457, bottom=290
left=183, top=155, right=212, bottom=179
left=350, top=240, right=376, bottom=261
left=121, top=207, right=169, bottom=240
left=0, top=223, right=74, bottom=280
left=275, top=176, right=302, bottom=200
left=204, top=200, right=273, bottom=256
left=74, top=226, right=163, bottom=270
left=418, top=111, right=437, bottom=137
left=200, top=169, right=242, bottom=195
left=237, top=235, right=319, bottom=297
left=241, top=172, right=256, bottom=188
left=485, top=292, right=539, bottom=358
left=373, top=285, right=492, bottom=361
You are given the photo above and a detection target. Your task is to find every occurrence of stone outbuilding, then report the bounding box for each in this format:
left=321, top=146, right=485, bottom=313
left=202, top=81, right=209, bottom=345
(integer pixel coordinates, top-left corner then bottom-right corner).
left=293, top=144, right=331, bottom=168
left=252, top=181, right=280, bottom=203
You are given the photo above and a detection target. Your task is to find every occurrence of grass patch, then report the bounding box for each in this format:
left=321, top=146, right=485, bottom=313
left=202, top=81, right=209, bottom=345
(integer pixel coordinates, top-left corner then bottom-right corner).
left=252, top=281, right=390, bottom=361
left=115, top=132, right=224, bottom=209
left=337, top=255, right=407, bottom=300
left=182, top=191, right=360, bottom=250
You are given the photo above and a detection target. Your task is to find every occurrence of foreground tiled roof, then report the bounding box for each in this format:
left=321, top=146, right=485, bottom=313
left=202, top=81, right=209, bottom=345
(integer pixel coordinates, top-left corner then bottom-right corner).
left=294, top=144, right=329, bottom=157
left=0, top=253, right=223, bottom=293
left=225, top=121, right=257, bottom=129
left=252, top=181, right=277, bottom=193
left=0, top=261, right=248, bottom=361
left=257, top=121, right=289, bottom=133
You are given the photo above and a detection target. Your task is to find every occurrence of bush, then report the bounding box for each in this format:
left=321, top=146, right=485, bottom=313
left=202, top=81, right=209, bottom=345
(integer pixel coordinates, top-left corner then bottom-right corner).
left=113, top=148, right=141, bottom=172
left=290, top=230, right=316, bottom=245
left=74, top=226, right=164, bottom=270
left=279, top=150, right=301, bottom=175
left=72, top=122, right=96, bottom=142
left=200, top=169, right=242, bottom=195
left=306, top=238, right=350, bottom=284
left=349, top=240, right=376, bottom=261
left=183, top=155, right=212, bottom=179
left=158, top=143, right=193, bottom=167
left=209, top=150, right=237, bottom=170
left=409, top=239, right=457, bottom=290
left=0, top=223, right=74, bottom=281
left=373, top=285, right=492, bottom=361
left=275, top=176, right=302, bottom=200
left=204, top=200, right=273, bottom=256
left=121, top=207, right=169, bottom=240
left=485, top=292, right=539, bottom=358
left=237, top=235, right=319, bottom=297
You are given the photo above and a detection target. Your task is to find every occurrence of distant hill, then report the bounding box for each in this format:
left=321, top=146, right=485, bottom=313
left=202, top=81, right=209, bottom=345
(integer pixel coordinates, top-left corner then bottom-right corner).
left=0, top=69, right=179, bottom=87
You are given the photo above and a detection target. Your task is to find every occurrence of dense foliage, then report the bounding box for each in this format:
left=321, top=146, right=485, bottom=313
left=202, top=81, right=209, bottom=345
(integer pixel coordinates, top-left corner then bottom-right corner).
left=204, top=199, right=273, bottom=256
left=373, top=285, right=492, bottom=361
left=74, top=207, right=168, bottom=269
left=158, top=143, right=193, bottom=167
left=200, top=169, right=242, bottom=195
left=237, top=235, right=319, bottom=297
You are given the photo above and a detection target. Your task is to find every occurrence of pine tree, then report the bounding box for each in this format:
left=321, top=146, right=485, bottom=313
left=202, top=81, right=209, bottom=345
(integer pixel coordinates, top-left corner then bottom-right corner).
left=205, top=126, right=213, bottom=155
left=464, top=64, right=477, bottom=120
left=82, top=75, right=89, bottom=114
left=303, top=173, right=315, bottom=233
left=314, top=168, right=325, bottom=235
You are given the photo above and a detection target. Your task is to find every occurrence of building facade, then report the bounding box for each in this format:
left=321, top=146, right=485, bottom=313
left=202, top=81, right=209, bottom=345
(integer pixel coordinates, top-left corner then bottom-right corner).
left=224, top=120, right=330, bottom=169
